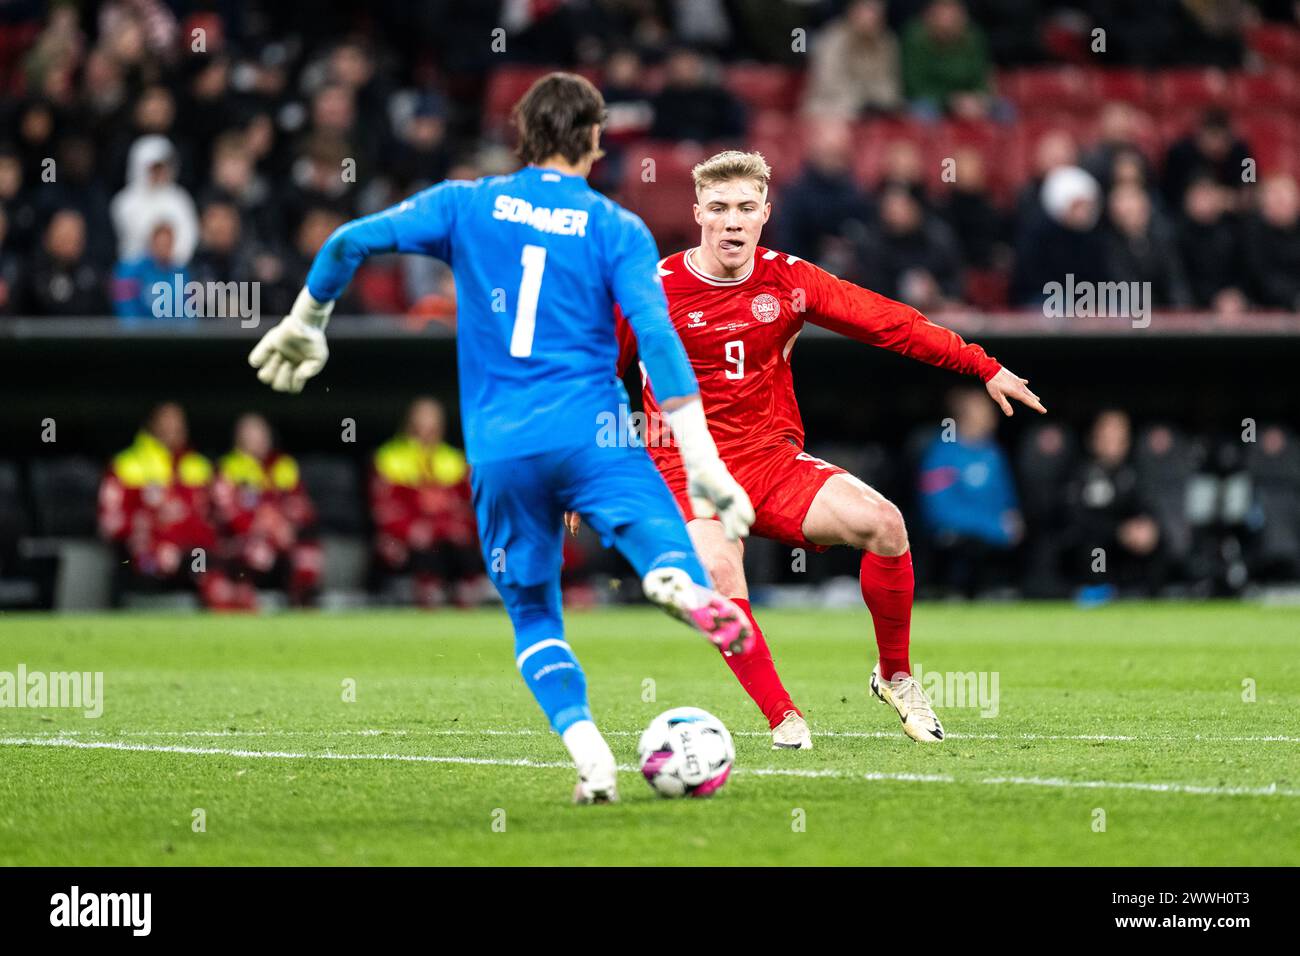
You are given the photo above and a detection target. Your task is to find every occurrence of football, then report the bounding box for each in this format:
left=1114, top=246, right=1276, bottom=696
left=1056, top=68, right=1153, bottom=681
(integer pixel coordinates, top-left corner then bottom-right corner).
left=637, top=707, right=735, bottom=798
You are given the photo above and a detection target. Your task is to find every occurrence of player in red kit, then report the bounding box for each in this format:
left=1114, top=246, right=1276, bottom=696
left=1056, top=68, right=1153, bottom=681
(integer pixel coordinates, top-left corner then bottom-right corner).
left=571, top=150, right=1044, bottom=747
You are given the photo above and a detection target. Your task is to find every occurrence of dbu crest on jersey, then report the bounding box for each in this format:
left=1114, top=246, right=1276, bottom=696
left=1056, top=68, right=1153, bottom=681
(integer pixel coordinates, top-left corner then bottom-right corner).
left=751, top=293, right=780, bottom=323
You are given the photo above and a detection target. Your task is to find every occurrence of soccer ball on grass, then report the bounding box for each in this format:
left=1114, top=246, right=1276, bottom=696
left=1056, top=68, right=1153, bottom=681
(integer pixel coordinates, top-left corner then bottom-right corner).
left=637, top=706, right=734, bottom=798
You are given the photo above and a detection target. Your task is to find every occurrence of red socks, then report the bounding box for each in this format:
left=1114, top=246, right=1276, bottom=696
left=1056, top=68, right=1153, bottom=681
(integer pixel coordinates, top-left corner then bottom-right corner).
left=717, top=554, right=912, bottom=728
left=720, top=598, right=799, bottom=729
left=859, top=550, right=913, bottom=680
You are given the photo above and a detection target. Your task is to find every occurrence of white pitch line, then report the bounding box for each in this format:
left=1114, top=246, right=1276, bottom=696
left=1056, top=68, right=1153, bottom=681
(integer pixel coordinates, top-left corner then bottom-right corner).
left=9, top=728, right=1300, bottom=744
left=1, top=736, right=1297, bottom=799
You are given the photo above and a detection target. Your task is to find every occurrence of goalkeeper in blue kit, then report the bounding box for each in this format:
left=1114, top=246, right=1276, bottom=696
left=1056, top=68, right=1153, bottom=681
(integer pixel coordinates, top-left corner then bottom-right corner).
left=248, top=73, right=755, bottom=804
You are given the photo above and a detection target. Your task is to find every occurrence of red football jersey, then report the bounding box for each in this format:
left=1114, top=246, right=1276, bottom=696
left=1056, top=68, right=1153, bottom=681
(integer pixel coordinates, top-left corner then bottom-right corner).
left=617, top=246, right=1002, bottom=467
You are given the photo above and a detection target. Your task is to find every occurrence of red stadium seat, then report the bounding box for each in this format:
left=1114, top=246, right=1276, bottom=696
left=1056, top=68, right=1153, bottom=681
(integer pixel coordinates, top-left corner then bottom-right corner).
left=1234, top=114, right=1300, bottom=177
left=1246, top=24, right=1300, bottom=66
left=620, top=142, right=712, bottom=251
left=483, top=66, right=601, bottom=135
left=1091, top=69, right=1152, bottom=107
left=1230, top=69, right=1300, bottom=114
left=1153, top=68, right=1231, bottom=111
left=852, top=118, right=934, bottom=188
left=749, top=110, right=802, bottom=184
left=999, top=67, right=1097, bottom=115
left=723, top=64, right=803, bottom=113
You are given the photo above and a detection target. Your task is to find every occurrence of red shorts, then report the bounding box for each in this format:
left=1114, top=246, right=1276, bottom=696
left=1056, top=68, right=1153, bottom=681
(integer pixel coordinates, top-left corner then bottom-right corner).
left=655, top=439, right=845, bottom=549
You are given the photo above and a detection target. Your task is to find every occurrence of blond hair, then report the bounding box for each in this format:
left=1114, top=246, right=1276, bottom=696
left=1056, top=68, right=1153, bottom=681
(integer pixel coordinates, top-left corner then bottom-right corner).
left=691, top=150, right=771, bottom=196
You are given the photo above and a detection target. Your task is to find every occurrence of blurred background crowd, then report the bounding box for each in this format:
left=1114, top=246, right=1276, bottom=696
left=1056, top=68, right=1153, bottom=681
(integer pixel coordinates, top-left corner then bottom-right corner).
left=3, top=0, right=1300, bottom=318
left=0, top=0, right=1298, bottom=610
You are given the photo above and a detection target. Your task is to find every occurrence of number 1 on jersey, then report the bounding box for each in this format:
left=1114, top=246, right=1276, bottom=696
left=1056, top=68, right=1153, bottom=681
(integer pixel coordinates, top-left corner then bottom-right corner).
left=510, top=244, right=547, bottom=358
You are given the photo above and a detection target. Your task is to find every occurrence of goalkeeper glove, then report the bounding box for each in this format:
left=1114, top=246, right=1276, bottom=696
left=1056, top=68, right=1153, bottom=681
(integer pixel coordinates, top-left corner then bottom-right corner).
left=248, top=287, right=333, bottom=394
left=665, top=399, right=755, bottom=540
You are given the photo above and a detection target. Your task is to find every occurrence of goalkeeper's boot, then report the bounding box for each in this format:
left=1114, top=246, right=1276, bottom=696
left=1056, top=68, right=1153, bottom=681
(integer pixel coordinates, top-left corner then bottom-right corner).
left=641, top=568, right=754, bottom=656
left=572, top=762, right=618, bottom=805
left=870, top=662, right=944, bottom=743
left=568, top=727, right=619, bottom=805
left=771, top=710, right=813, bottom=750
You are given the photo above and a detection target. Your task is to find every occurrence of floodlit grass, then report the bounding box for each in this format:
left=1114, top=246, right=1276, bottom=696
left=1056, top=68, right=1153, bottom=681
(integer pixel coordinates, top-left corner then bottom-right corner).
left=0, top=603, right=1296, bottom=865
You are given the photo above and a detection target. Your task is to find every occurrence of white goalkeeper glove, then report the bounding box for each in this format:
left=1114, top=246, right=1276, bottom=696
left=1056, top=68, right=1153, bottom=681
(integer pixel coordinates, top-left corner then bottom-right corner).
left=665, top=399, right=755, bottom=540
left=248, top=287, right=334, bottom=394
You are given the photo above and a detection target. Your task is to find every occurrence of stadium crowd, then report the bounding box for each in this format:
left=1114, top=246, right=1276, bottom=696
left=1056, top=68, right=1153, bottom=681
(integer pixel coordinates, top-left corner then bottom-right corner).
left=1, top=1, right=1300, bottom=318
left=1, top=1, right=1298, bottom=608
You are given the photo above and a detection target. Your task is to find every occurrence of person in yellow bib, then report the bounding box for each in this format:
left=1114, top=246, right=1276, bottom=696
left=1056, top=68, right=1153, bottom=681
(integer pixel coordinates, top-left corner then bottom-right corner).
left=370, top=397, right=481, bottom=607
left=97, top=402, right=242, bottom=608
left=213, top=413, right=322, bottom=607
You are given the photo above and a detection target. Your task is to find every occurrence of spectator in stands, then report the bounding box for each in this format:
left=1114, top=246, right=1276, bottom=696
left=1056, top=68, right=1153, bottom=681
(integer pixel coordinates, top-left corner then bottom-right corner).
left=0, top=146, right=41, bottom=254
left=939, top=146, right=1007, bottom=270
left=0, top=207, right=18, bottom=316
left=1161, top=109, right=1251, bottom=213
left=1242, top=175, right=1300, bottom=311
left=649, top=47, right=746, bottom=143
left=388, top=91, right=450, bottom=191
left=860, top=185, right=963, bottom=310
left=774, top=118, right=873, bottom=273
left=176, top=55, right=235, bottom=189
left=1177, top=175, right=1248, bottom=313
left=1104, top=182, right=1192, bottom=308
left=1080, top=103, right=1155, bottom=194
left=21, top=209, right=108, bottom=316
left=917, top=386, right=1022, bottom=596
left=112, top=220, right=188, bottom=320
left=370, top=397, right=480, bottom=608
left=110, top=135, right=199, bottom=266
left=1015, top=129, right=1079, bottom=231
left=201, top=132, right=276, bottom=251
left=98, top=402, right=243, bottom=609
left=37, top=135, right=116, bottom=268
left=1066, top=410, right=1166, bottom=596
left=1011, top=165, right=1107, bottom=308
left=213, top=413, right=321, bottom=607
left=595, top=48, right=654, bottom=193
left=900, top=0, right=993, bottom=119
left=802, top=0, right=902, bottom=117
left=878, top=138, right=930, bottom=208
left=189, top=201, right=252, bottom=294
left=1017, top=422, right=1075, bottom=597
left=1244, top=425, right=1300, bottom=581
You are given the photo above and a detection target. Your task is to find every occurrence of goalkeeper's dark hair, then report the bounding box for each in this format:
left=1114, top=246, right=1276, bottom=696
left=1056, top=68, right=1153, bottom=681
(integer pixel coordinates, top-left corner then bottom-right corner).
left=513, top=72, right=607, bottom=167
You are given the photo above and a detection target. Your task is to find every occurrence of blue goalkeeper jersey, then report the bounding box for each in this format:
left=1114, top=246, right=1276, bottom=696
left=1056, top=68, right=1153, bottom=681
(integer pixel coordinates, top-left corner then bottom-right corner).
left=305, top=165, right=697, bottom=464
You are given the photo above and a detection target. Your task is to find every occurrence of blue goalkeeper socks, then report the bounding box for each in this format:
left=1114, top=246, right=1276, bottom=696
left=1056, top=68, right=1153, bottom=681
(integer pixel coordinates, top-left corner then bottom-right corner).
left=501, top=581, right=591, bottom=734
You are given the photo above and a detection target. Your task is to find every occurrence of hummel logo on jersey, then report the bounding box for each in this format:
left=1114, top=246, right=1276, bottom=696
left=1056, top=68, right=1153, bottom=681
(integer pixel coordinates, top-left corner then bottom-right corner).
left=686, top=311, right=706, bottom=327
left=492, top=195, right=589, bottom=236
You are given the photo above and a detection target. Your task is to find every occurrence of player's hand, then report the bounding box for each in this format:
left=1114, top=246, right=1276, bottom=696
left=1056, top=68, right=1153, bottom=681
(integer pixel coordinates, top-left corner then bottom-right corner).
left=564, top=511, right=582, bottom=536
left=986, top=367, right=1046, bottom=417
left=686, top=458, right=755, bottom=541
left=249, top=287, right=333, bottom=394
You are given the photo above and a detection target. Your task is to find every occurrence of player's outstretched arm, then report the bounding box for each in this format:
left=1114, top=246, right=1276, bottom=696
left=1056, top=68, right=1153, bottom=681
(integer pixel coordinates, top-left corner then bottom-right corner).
left=985, top=367, right=1046, bottom=416
left=249, top=184, right=460, bottom=393
left=801, top=262, right=1046, bottom=416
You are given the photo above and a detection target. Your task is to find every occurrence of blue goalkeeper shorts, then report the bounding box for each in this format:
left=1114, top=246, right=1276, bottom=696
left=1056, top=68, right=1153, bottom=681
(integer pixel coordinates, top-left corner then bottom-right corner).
left=471, top=440, right=707, bottom=647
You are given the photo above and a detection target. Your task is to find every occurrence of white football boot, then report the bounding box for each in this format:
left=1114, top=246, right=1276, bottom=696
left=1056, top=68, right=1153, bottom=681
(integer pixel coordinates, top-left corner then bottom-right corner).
left=771, top=710, right=813, bottom=750
left=870, top=662, right=944, bottom=743
left=563, top=721, right=619, bottom=804
left=641, top=568, right=754, bottom=656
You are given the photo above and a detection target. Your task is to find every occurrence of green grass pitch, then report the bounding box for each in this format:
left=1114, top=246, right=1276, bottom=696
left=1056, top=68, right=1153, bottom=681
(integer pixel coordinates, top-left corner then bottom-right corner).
left=1, top=602, right=1297, bottom=866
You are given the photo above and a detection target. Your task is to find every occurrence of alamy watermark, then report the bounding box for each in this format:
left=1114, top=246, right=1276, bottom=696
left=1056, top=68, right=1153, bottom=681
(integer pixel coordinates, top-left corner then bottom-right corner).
left=1043, top=274, right=1151, bottom=329
left=911, top=663, right=999, bottom=718
left=0, top=663, right=103, bottom=718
